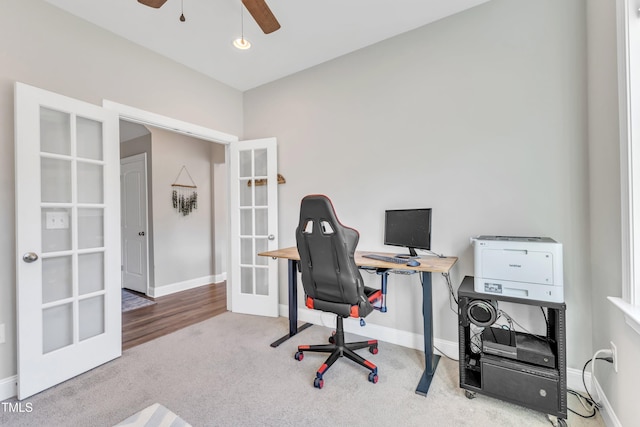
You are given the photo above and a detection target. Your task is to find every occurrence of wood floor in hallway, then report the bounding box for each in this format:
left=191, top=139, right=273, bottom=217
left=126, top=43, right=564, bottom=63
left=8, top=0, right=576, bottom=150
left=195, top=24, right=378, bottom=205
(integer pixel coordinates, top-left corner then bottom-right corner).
left=122, top=282, right=227, bottom=351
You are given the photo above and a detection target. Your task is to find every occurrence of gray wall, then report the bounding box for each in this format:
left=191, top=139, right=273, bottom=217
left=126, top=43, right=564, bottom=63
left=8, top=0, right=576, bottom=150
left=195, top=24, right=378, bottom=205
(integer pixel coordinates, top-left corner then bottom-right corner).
left=587, top=1, right=640, bottom=426
left=0, top=0, right=242, bottom=382
left=244, top=0, right=592, bottom=367
left=149, top=127, right=214, bottom=289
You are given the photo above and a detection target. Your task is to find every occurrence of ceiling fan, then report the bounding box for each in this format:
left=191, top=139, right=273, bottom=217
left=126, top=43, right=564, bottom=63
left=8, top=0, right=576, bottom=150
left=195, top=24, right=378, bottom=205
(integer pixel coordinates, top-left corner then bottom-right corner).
left=138, top=0, right=281, bottom=34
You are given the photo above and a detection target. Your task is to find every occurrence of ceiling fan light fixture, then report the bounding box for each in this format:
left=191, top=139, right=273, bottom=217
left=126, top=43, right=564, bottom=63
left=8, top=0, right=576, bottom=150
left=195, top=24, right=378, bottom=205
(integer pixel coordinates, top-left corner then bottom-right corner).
left=234, top=3, right=251, bottom=50
left=233, top=37, right=251, bottom=50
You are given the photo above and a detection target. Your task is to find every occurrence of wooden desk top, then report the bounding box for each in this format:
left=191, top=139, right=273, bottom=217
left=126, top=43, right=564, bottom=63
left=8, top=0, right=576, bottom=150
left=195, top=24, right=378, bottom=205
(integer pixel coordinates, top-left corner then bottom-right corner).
left=258, top=246, right=457, bottom=274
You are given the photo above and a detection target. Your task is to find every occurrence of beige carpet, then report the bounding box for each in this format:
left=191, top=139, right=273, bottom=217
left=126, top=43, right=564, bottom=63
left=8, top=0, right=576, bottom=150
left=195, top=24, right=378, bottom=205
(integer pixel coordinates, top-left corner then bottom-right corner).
left=0, top=312, right=605, bottom=427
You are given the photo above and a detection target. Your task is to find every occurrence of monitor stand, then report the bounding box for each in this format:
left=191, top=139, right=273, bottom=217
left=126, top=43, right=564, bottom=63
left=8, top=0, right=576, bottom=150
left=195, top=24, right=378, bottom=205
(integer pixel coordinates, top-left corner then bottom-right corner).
left=396, top=248, right=419, bottom=259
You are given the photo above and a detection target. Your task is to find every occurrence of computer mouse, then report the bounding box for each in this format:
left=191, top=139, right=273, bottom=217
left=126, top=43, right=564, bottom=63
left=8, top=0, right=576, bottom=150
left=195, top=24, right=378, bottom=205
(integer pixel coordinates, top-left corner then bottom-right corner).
left=406, top=259, right=420, bottom=267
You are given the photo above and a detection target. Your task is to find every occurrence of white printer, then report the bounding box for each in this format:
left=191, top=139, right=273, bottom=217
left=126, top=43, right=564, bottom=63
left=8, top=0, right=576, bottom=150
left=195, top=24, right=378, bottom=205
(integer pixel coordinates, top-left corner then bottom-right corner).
left=471, top=236, right=564, bottom=303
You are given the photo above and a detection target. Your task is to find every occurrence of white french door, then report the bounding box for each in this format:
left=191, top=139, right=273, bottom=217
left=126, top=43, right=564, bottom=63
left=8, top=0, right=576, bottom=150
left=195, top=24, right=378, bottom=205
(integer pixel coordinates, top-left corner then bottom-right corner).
left=15, top=83, right=121, bottom=399
left=229, top=138, right=279, bottom=317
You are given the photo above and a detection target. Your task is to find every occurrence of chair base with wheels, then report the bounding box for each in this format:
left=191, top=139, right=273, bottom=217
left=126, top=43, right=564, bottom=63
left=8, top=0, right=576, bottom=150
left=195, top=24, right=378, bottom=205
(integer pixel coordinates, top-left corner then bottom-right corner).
left=294, top=316, right=379, bottom=389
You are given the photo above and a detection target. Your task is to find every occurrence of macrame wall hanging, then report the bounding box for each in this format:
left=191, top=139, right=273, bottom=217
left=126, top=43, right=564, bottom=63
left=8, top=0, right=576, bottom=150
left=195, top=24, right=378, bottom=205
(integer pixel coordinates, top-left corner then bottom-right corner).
left=171, top=166, right=198, bottom=216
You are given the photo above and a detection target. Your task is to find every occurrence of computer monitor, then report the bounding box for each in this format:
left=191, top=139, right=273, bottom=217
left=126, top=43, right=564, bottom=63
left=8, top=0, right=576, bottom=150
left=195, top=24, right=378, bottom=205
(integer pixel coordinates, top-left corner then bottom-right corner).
left=384, top=208, right=432, bottom=258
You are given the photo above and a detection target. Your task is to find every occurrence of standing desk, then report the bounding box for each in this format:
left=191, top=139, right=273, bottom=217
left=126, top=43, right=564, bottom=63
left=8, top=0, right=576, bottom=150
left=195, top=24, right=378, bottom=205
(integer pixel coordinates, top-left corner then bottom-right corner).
left=258, top=246, right=457, bottom=396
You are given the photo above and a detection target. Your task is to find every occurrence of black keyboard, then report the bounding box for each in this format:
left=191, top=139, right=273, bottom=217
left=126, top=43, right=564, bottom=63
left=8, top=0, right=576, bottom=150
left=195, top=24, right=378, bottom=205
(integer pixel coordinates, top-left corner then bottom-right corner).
left=362, top=254, right=408, bottom=264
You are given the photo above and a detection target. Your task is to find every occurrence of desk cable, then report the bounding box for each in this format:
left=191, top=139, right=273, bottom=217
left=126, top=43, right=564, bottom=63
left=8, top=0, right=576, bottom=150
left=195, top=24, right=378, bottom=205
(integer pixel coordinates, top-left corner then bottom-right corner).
left=439, top=272, right=459, bottom=315
left=566, top=355, right=613, bottom=419
left=419, top=249, right=446, bottom=258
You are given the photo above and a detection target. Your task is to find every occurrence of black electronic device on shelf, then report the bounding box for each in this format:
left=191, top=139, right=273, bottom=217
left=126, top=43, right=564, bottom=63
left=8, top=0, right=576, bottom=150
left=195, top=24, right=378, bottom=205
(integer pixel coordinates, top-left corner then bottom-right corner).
left=481, top=327, right=556, bottom=369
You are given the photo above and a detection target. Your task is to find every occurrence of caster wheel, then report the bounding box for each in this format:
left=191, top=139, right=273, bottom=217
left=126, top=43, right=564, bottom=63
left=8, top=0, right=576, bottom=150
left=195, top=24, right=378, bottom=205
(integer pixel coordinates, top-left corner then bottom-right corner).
left=369, top=346, right=378, bottom=355
left=314, top=377, right=324, bottom=389
left=547, top=415, right=567, bottom=427
left=294, top=351, right=304, bottom=361
left=368, top=372, right=378, bottom=384
left=328, top=332, right=336, bottom=344
left=464, top=390, right=476, bottom=399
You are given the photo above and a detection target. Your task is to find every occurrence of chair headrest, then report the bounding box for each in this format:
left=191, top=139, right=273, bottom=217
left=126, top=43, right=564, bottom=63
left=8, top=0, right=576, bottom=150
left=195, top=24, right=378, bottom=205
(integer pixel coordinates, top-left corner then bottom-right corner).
left=299, top=194, right=343, bottom=229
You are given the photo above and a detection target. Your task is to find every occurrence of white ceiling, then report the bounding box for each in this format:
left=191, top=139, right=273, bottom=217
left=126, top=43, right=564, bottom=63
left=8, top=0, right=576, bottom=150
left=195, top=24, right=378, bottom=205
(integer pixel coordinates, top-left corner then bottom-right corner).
left=44, top=0, right=489, bottom=91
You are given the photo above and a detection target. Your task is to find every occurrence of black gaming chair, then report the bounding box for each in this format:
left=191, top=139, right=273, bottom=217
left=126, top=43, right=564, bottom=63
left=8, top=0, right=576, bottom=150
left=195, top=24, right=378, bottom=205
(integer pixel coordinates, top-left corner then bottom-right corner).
left=293, top=194, right=382, bottom=389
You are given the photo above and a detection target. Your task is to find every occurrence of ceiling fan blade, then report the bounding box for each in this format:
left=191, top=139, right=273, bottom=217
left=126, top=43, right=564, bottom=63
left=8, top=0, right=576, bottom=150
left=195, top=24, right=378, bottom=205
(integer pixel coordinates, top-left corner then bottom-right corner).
left=138, top=0, right=168, bottom=8
left=242, top=0, right=281, bottom=34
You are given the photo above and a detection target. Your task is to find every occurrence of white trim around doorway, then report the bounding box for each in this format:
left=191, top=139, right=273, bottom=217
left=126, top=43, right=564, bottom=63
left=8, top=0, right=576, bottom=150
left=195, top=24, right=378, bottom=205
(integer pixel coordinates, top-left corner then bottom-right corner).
left=103, top=100, right=237, bottom=310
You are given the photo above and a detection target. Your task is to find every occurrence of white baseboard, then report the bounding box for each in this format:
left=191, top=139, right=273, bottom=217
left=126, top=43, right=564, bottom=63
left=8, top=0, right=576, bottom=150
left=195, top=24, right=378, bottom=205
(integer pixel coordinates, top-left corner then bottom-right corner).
left=593, top=375, right=622, bottom=427
left=149, top=275, right=222, bottom=298
left=0, top=375, right=17, bottom=401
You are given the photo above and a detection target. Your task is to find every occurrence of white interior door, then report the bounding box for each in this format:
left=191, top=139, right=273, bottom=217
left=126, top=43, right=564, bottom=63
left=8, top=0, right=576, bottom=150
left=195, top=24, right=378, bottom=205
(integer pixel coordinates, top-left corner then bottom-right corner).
left=15, top=83, right=121, bottom=399
left=229, top=138, right=279, bottom=317
left=121, top=154, right=148, bottom=294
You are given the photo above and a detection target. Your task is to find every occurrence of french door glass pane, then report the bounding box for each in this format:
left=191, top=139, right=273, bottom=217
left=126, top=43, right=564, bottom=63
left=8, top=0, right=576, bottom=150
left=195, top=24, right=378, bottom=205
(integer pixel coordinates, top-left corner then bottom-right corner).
left=240, top=180, right=252, bottom=207
left=239, top=150, right=252, bottom=177
left=78, top=252, right=104, bottom=295
left=255, top=208, right=267, bottom=235
left=256, top=268, right=268, bottom=296
left=40, top=107, right=70, bottom=156
left=241, top=267, right=253, bottom=294
left=79, top=296, right=105, bottom=341
left=78, top=208, right=104, bottom=249
left=41, top=158, right=71, bottom=203
left=255, top=184, right=267, bottom=206
left=241, top=238, right=253, bottom=264
left=43, top=303, right=73, bottom=354
left=76, top=116, right=103, bottom=161
left=42, top=256, right=72, bottom=304
left=254, top=149, right=267, bottom=176
left=240, top=209, right=253, bottom=235
left=256, top=239, right=268, bottom=265
left=41, top=208, right=72, bottom=253
left=77, top=162, right=103, bottom=204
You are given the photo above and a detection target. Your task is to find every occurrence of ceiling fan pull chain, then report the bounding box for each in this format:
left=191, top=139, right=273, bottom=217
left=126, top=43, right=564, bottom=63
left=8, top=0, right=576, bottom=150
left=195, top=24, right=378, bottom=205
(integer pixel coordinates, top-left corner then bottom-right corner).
left=179, top=0, right=186, bottom=22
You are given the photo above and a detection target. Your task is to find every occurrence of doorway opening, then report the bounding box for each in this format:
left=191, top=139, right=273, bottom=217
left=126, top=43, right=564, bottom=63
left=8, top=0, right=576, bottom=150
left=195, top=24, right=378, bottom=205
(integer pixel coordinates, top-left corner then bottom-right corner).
left=118, top=119, right=228, bottom=347
left=119, top=119, right=227, bottom=297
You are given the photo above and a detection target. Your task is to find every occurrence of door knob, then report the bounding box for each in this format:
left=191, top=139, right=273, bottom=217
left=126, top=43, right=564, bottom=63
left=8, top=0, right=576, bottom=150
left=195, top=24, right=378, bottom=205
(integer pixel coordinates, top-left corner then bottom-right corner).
left=268, top=234, right=275, bottom=240
left=22, top=252, right=39, bottom=263
left=138, top=231, right=145, bottom=236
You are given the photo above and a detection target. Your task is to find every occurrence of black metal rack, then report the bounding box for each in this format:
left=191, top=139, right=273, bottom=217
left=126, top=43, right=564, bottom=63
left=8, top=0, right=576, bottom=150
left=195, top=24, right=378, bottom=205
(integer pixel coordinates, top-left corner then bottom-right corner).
left=458, top=276, right=567, bottom=425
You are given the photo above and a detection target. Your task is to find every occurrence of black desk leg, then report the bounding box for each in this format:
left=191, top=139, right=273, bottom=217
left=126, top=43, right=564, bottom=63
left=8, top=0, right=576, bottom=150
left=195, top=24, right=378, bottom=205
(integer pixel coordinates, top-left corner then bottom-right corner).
left=270, top=259, right=313, bottom=347
left=415, top=271, right=440, bottom=396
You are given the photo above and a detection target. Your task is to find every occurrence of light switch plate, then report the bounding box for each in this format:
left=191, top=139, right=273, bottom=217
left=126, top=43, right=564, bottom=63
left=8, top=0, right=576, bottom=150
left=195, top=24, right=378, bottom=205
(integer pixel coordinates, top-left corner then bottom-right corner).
left=0, top=324, right=5, bottom=344
left=45, top=211, right=69, bottom=230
